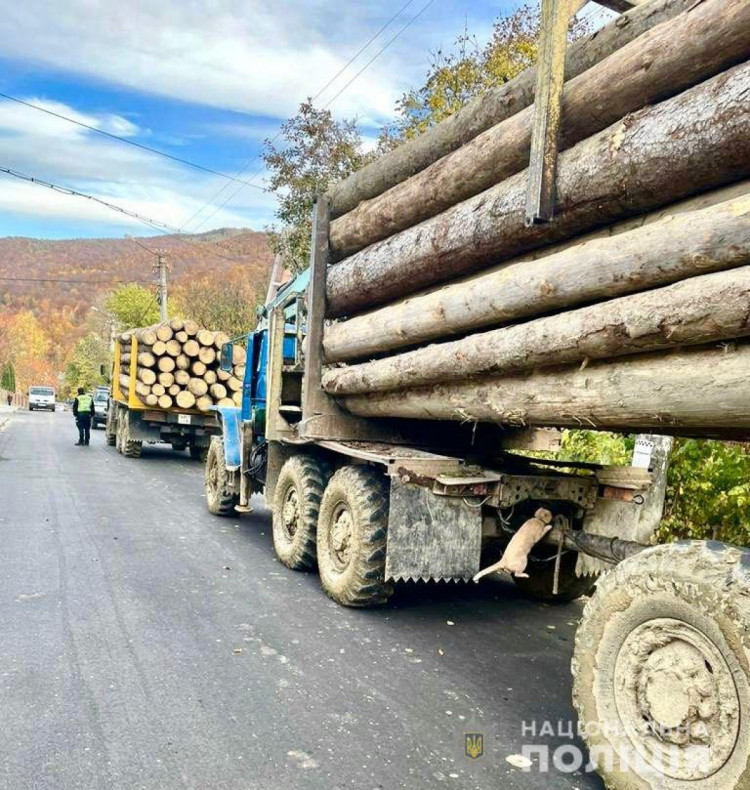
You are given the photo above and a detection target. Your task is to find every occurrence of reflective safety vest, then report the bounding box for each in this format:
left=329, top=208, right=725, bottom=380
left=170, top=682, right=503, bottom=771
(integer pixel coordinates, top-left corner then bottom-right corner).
left=76, top=394, right=93, bottom=412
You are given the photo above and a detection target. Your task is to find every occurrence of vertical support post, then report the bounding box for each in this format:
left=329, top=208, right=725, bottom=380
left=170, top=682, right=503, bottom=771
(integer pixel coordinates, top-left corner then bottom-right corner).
left=157, top=254, right=168, bottom=322
left=525, top=0, right=575, bottom=225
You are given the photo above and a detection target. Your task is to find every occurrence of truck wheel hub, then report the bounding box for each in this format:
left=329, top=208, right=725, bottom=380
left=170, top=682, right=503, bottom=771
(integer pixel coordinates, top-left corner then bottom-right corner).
left=330, top=504, right=353, bottom=570
left=614, top=618, right=739, bottom=780
left=282, top=488, right=300, bottom=538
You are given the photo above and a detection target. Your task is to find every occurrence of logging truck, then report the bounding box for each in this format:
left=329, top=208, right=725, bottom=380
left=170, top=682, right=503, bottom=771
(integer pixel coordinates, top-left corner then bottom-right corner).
left=106, top=322, right=226, bottom=458
left=205, top=0, right=750, bottom=787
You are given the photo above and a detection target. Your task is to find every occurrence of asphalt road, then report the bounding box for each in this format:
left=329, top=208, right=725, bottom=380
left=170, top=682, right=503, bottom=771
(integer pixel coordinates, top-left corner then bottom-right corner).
left=0, top=409, right=603, bottom=790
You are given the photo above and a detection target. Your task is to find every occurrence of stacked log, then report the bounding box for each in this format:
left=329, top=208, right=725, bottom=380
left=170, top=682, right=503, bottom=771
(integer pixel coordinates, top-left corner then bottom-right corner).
left=116, top=319, right=245, bottom=413
left=320, top=2, right=750, bottom=440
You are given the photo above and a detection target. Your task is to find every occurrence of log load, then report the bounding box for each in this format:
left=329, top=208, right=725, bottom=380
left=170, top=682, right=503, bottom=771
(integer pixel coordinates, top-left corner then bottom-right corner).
left=326, top=0, right=699, bottom=219
left=337, top=344, right=750, bottom=439
left=329, top=0, right=750, bottom=257
left=155, top=324, right=173, bottom=342
left=326, top=63, right=750, bottom=316
left=323, top=190, right=750, bottom=361
left=323, top=267, right=750, bottom=395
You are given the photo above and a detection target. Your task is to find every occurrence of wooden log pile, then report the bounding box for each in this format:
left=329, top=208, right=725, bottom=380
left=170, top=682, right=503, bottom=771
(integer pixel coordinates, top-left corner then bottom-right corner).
left=320, top=0, right=750, bottom=439
left=117, top=318, right=244, bottom=412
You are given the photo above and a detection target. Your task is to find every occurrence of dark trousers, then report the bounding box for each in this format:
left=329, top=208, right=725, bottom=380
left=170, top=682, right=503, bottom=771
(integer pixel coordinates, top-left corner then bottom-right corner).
left=76, top=416, right=91, bottom=445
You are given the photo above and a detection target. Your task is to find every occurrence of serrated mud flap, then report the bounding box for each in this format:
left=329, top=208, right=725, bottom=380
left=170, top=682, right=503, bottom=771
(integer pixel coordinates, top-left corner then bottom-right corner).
left=385, top=478, right=482, bottom=582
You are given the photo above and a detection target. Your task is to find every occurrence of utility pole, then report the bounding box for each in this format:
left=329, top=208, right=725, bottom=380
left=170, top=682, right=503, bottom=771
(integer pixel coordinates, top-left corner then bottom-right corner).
left=157, top=254, right=168, bottom=322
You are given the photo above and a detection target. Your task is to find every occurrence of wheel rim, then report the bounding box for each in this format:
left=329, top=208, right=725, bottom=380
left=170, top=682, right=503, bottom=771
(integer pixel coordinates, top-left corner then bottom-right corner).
left=614, top=617, right=740, bottom=780
left=328, top=501, right=353, bottom=572
left=281, top=485, right=300, bottom=541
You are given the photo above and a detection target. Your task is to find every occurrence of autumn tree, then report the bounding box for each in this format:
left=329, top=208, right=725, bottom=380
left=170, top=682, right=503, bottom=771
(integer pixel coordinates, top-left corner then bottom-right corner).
left=62, top=332, right=109, bottom=395
left=1, top=310, right=55, bottom=391
left=105, top=283, right=160, bottom=330
left=263, top=100, right=374, bottom=272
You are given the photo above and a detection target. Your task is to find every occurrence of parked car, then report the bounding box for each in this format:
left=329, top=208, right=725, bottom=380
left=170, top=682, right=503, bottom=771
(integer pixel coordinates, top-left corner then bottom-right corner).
left=28, top=386, right=56, bottom=412
left=93, top=387, right=110, bottom=429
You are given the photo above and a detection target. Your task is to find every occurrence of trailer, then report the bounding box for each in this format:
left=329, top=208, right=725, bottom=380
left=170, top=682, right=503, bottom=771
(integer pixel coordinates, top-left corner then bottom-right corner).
left=107, top=335, right=220, bottom=458
left=205, top=1, right=750, bottom=786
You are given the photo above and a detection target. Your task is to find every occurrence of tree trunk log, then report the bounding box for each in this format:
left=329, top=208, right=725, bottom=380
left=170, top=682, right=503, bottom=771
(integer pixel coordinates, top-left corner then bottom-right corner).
left=183, top=320, right=199, bottom=337
left=151, top=383, right=166, bottom=397
left=324, top=190, right=750, bottom=361
left=326, top=63, right=750, bottom=317
left=155, top=324, right=173, bottom=342
left=204, top=370, right=217, bottom=385
left=330, top=0, right=750, bottom=257
left=120, top=352, right=131, bottom=365
left=210, top=383, right=227, bottom=400
left=174, top=370, right=190, bottom=386
left=145, top=393, right=159, bottom=407
left=157, top=356, right=176, bottom=373
left=217, top=398, right=235, bottom=407
left=196, top=395, right=213, bottom=412
left=136, top=328, right=157, bottom=346
left=338, top=344, right=750, bottom=437
left=169, top=318, right=184, bottom=331
left=158, top=394, right=173, bottom=410
left=233, top=365, right=246, bottom=381
left=175, top=354, right=190, bottom=371
left=226, top=376, right=242, bottom=392
left=232, top=390, right=242, bottom=407
left=119, top=374, right=150, bottom=398
left=191, top=360, right=206, bottom=377
left=326, top=0, right=698, bottom=219
left=152, top=340, right=167, bottom=357
left=231, top=346, right=246, bottom=365
left=168, top=384, right=181, bottom=397
left=158, top=371, right=175, bottom=387
left=176, top=390, right=196, bottom=410
left=217, top=368, right=231, bottom=382
left=188, top=378, right=208, bottom=397
left=137, top=351, right=156, bottom=368
left=183, top=339, right=200, bottom=357
left=214, top=332, right=230, bottom=350
left=197, top=329, right=215, bottom=346
left=198, top=346, right=216, bottom=365
left=165, top=339, right=182, bottom=357
left=137, top=367, right=157, bottom=386
left=175, top=330, right=188, bottom=343
left=323, top=267, right=750, bottom=395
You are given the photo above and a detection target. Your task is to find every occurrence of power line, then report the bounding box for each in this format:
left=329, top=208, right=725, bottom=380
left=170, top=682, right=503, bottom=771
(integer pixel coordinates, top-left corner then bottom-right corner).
left=0, top=166, right=243, bottom=265
left=0, top=92, right=265, bottom=191
left=181, top=0, right=426, bottom=232
left=0, top=276, right=152, bottom=284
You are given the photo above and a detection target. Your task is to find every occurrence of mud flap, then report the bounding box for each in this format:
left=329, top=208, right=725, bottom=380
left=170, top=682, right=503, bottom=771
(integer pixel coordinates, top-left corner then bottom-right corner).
left=385, top=478, right=482, bottom=582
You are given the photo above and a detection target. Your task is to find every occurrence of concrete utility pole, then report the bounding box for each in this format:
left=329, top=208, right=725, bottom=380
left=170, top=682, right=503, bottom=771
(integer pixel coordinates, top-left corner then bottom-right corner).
left=157, top=254, right=168, bottom=322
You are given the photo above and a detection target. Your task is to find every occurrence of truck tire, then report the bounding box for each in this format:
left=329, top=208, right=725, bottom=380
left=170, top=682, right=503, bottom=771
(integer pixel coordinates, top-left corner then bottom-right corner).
left=105, top=408, right=117, bottom=446
left=513, top=550, right=596, bottom=603
left=117, top=411, right=142, bottom=458
left=317, top=466, right=394, bottom=607
left=573, top=541, right=750, bottom=789
left=205, top=437, right=239, bottom=516
left=272, top=455, right=330, bottom=571
left=189, top=445, right=207, bottom=461
left=171, top=441, right=187, bottom=452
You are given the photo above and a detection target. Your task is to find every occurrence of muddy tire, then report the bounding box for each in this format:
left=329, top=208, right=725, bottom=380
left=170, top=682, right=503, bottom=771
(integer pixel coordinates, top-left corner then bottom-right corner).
left=105, top=409, right=117, bottom=446
left=118, top=411, right=142, bottom=458
left=205, top=437, right=239, bottom=515
left=272, top=455, right=330, bottom=571
left=573, top=541, right=750, bottom=789
left=513, top=550, right=596, bottom=603
left=317, top=466, right=393, bottom=607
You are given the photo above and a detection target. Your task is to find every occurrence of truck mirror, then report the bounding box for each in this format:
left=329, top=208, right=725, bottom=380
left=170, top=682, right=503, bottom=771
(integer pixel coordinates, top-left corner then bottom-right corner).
left=220, top=342, right=233, bottom=372
left=100, top=364, right=107, bottom=376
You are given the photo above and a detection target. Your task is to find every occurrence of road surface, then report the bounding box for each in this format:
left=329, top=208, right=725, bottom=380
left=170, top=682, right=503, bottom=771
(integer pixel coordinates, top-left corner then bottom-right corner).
left=0, top=409, right=603, bottom=789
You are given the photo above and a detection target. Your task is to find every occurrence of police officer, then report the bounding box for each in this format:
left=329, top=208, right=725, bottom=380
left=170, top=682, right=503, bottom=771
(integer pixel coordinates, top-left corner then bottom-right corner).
left=72, top=387, right=94, bottom=446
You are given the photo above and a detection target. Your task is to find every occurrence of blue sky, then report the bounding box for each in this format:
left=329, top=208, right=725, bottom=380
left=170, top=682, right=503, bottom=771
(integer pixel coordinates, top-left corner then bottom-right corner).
left=0, top=0, right=609, bottom=240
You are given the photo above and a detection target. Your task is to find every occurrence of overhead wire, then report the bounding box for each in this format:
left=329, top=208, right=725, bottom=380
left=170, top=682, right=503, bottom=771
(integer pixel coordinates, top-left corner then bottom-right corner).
left=0, top=92, right=265, bottom=190
left=180, top=0, right=428, bottom=232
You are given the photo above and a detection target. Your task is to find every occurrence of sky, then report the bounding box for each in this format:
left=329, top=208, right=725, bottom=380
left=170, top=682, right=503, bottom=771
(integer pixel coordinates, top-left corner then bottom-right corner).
left=0, top=0, right=610, bottom=240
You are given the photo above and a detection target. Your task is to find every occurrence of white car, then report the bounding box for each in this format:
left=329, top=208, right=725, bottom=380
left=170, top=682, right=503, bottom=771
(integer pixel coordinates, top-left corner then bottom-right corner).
left=28, top=386, right=56, bottom=412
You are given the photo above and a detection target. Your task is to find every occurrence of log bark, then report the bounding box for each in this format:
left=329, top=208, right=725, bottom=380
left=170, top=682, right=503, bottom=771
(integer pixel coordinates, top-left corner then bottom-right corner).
left=174, top=369, right=190, bottom=386
left=327, top=63, right=750, bottom=317
left=158, top=394, right=173, bottom=410
left=183, top=320, right=199, bottom=337
left=176, top=390, right=196, bottom=410
left=157, top=356, right=176, bottom=373
left=324, top=191, right=750, bottom=361
left=323, top=267, right=750, bottom=395
left=136, top=328, right=157, bottom=346
left=158, top=371, right=175, bottom=387
left=329, top=0, right=750, bottom=256
left=151, top=383, right=166, bottom=397
left=120, top=352, right=131, bottom=365
left=175, top=354, right=190, bottom=371
left=196, top=395, right=213, bottom=412
left=165, top=339, right=182, bottom=357
left=197, top=329, right=215, bottom=346
left=210, top=383, right=227, bottom=400
left=137, top=351, right=156, bottom=368
left=326, top=0, right=699, bottom=219
left=152, top=340, right=167, bottom=357
left=155, top=324, right=173, bottom=342
left=188, top=378, right=208, bottom=397
left=191, top=360, right=206, bottom=377
left=198, top=346, right=216, bottom=365
left=183, top=339, right=200, bottom=357
left=119, top=374, right=150, bottom=398
left=137, top=367, right=157, bottom=386
left=338, top=344, right=750, bottom=436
